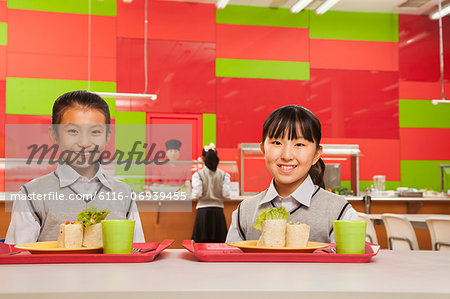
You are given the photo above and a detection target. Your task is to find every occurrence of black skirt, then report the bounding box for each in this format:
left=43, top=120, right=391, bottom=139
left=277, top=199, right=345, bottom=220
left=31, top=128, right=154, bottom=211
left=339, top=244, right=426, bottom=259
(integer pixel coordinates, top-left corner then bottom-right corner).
left=192, top=207, right=228, bottom=243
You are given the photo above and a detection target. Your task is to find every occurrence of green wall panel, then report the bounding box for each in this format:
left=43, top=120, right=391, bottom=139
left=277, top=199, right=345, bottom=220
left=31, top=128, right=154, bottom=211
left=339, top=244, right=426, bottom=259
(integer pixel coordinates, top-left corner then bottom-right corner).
left=217, top=5, right=308, bottom=28
left=216, top=58, right=310, bottom=80
left=401, top=160, right=450, bottom=191
left=399, top=99, right=450, bottom=128
left=7, top=0, right=116, bottom=16
left=203, top=113, right=216, bottom=147
left=6, top=77, right=116, bottom=116
left=309, top=11, right=398, bottom=42
left=115, top=111, right=146, bottom=125
left=0, top=23, right=6, bottom=45
left=114, top=114, right=147, bottom=192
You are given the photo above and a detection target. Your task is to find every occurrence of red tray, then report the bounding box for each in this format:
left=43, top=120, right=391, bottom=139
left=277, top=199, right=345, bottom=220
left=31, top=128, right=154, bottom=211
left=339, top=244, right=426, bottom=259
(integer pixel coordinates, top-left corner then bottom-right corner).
left=182, top=240, right=380, bottom=263
left=0, top=239, right=174, bottom=264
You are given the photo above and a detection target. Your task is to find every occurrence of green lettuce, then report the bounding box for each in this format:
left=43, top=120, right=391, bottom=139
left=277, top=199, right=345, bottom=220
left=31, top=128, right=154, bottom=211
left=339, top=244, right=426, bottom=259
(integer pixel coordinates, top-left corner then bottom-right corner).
left=77, top=206, right=110, bottom=227
left=253, top=207, right=290, bottom=231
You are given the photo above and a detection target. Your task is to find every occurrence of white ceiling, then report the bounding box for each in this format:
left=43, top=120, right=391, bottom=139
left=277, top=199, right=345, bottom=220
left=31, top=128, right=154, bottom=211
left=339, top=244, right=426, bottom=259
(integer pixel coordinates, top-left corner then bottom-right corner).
left=165, top=0, right=446, bottom=15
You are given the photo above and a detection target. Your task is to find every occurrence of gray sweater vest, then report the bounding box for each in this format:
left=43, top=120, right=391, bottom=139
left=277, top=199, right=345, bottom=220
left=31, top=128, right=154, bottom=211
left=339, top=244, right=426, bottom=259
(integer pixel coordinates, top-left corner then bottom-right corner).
left=21, top=172, right=135, bottom=241
left=196, top=167, right=226, bottom=209
left=237, top=188, right=352, bottom=243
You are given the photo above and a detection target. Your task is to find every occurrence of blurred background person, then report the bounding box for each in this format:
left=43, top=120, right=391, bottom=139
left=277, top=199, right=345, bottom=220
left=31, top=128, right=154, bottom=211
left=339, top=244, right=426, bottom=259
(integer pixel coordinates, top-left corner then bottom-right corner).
left=191, top=144, right=231, bottom=243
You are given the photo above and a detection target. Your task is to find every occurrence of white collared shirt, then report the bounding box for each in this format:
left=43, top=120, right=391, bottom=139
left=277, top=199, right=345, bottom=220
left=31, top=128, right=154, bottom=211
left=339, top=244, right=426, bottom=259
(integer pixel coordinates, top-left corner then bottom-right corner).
left=5, top=164, right=145, bottom=244
left=56, top=163, right=113, bottom=196
left=225, top=176, right=359, bottom=243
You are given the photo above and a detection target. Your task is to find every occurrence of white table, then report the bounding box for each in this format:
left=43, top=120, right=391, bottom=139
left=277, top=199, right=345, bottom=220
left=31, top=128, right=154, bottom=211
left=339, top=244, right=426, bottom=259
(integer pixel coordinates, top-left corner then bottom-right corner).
left=1, top=249, right=450, bottom=299
left=368, top=214, right=450, bottom=229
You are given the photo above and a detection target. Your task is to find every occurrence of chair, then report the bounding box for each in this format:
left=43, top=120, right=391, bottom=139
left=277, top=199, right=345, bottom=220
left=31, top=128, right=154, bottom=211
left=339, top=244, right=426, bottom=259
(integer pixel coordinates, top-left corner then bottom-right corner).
left=357, top=213, right=378, bottom=244
left=425, top=218, right=450, bottom=251
left=381, top=214, right=419, bottom=250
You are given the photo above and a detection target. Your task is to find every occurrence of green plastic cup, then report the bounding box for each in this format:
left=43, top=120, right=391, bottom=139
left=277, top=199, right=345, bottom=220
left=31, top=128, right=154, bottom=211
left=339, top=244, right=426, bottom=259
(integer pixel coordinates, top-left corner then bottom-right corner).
left=333, top=220, right=366, bottom=254
left=102, top=220, right=135, bottom=254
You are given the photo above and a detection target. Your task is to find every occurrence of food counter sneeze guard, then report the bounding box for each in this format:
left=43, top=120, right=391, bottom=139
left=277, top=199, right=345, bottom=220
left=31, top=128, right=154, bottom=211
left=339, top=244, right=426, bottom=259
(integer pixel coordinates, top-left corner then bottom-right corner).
left=238, top=143, right=360, bottom=196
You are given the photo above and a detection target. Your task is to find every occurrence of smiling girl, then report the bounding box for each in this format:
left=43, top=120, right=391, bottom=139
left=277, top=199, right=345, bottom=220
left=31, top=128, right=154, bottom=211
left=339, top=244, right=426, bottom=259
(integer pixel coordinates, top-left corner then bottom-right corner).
left=226, top=105, right=358, bottom=243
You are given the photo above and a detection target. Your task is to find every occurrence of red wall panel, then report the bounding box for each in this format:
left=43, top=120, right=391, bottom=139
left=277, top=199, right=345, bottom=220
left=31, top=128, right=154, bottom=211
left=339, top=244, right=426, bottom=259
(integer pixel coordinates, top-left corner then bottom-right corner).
left=8, top=53, right=116, bottom=81
left=0, top=46, right=5, bottom=80
left=399, top=81, right=450, bottom=100
left=0, top=1, right=6, bottom=22
left=0, top=80, right=5, bottom=158
left=400, top=128, right=450, bottom=160
left=117, top=0, right=215, bottom=42
left=8, top=10, right=115, bottom=57
left=117, top=0, right=142, bottom=38
left=216, top=147, right=240, bottom=182
left=117, top=38, right=215, bottom=114
left=310, top=39, right=398, bottom=71
left=7, top=9, right=116, bottom=81
left=5, top=114, right=51, bottom=124
left=322, top=137, right=401, bottom=181
left=216, top=77, right=310, bottom=148
left=0, top=80, right=3, bottom=190
left=4, top=117, right=51, bottom=160
left=309, top=69, right=399, bottom=139
left=217, top=24, right=309, bottom=62
left=399, top=15, right=450, bottom=81
left=242, top=155, right=272, bottom=193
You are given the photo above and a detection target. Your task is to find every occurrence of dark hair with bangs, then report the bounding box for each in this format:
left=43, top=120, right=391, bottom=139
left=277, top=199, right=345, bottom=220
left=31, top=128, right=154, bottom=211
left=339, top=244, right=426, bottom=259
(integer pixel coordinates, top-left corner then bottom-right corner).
left=262, top=105, right=325, bottom=188
left=52, top=90, right=111, bottom=131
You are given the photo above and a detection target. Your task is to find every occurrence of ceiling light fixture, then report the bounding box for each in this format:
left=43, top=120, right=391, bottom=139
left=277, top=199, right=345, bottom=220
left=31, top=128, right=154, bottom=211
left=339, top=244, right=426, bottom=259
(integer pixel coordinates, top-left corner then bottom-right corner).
left=290, top=0, right=314, bottom=14
left=315, top=0, right=341, bottom=15
left=94, top=92, right=157, bottom=100
left=430, top=3, right=450, bottom=20
left=216, top=0, right=229, bottom=10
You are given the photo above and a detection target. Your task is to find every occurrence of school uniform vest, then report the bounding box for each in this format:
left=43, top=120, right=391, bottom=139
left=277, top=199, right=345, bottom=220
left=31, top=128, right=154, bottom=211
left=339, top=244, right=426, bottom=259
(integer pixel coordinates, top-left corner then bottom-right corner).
left=237, top=188, right=352, bottom=243
left=21, top=172, right=135, bottom=241
left=196, top=167, right=227, bottom=209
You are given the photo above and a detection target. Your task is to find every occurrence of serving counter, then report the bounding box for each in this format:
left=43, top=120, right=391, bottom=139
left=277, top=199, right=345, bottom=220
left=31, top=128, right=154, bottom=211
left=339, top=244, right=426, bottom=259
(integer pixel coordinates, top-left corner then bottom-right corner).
left=0, top=249, right=449, bottom=299
left=1, top=194, right=449, bottom=249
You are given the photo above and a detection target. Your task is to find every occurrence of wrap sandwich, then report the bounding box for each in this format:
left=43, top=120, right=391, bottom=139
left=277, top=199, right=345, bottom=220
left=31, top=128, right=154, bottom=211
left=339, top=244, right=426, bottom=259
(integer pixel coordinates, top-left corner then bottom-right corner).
left=77, top=206, right=110, bottom=247
left=286, top=222, right=310, bottom=247
left=253, top=207, right=290, bottom=247
left=57, top=221, right=83, bottom=248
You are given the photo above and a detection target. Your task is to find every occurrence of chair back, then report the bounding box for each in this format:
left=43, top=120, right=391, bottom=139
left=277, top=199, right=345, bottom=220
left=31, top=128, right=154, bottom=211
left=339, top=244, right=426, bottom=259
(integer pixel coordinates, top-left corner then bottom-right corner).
left=381, top=214, right=419, bottom=250
left=425, top=218, right=450, bottom=251
left=357, top=213, right=378, bottom=244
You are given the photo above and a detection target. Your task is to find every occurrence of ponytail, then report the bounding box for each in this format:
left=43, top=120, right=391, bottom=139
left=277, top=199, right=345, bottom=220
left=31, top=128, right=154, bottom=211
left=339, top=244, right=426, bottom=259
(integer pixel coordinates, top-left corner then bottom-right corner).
left=309, top=158, right=325, bottom=189
left=203, top=149, right=219, bottom=171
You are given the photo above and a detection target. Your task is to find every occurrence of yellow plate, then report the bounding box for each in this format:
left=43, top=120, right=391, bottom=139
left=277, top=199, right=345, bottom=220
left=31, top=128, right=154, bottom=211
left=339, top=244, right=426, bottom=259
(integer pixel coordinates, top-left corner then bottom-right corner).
left=227, top=240, right=329, bottom=253
left=15, top=241, right=103, bottom=255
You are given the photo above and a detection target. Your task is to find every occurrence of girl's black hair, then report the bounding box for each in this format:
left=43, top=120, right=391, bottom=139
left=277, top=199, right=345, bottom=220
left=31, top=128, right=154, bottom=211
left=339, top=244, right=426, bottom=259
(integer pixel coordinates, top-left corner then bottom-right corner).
left=52, top=90, right=111, bottom=130
left=262, top=105, right=325, bottom=188
left=202, top=149, right=219, bottom=171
